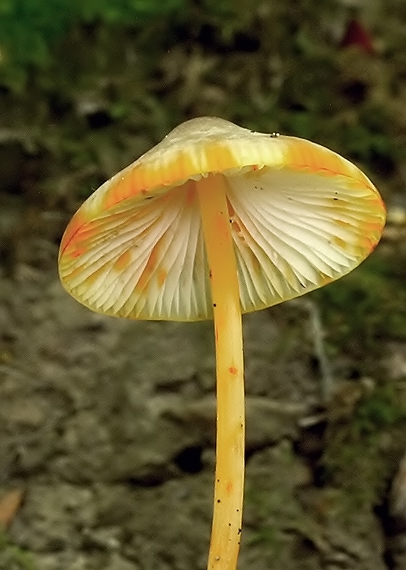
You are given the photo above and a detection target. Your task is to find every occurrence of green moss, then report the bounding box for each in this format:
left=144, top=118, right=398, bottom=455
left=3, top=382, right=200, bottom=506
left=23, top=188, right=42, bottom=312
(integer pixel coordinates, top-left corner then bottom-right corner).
left=322, top=381, right=406, bottom=510
left=356, top=384, right=406, bottom=432
left=0, top=530, right=37, bottom=570
left=310, top=251, right=406, bottom=367
left=0, top=0, right=403, bottom=214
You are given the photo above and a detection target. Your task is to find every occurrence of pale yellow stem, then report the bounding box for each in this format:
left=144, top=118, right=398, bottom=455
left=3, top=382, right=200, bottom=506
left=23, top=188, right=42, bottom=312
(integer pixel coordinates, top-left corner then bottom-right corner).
left=197, top=174, right=245, bottom=570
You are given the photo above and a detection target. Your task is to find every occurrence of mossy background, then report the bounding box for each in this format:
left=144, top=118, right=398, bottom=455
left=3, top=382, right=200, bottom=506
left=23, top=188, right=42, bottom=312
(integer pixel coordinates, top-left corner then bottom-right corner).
left=0, top=1, right=406, bottom=569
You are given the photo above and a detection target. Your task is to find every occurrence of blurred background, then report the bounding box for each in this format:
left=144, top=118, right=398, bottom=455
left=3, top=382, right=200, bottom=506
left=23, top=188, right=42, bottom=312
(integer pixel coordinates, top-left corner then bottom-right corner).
left=0, top=0, right=406, bottom=569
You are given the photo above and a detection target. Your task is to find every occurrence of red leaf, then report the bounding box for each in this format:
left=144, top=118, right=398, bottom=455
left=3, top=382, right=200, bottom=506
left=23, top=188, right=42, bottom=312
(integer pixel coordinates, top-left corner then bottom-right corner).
left=341, top=18, right=375, bottom=55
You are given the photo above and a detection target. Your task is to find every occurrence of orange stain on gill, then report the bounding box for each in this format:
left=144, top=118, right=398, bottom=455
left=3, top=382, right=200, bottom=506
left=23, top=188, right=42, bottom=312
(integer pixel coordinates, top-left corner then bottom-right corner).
left=251, top=255, right=261, bottom=274
left=83, top=264, right=108, bottom=287
left=332, top=235, right=348, bottom=250
left=113, top=249, right=132, bottom=272
left=69, top=244, right=87, bottom=259
left=157, top=268, right=168, bottom=287
left=59, top=211, right=88, bottom=257
left=135, top=243, right=161, bottom=294
left=227, top=199, right=235, bottom=217
left=134, top=234, right=172, bottom=294
left=229, top=366, right=238, bottom=375
left=231, top=220, right=242, bottom=236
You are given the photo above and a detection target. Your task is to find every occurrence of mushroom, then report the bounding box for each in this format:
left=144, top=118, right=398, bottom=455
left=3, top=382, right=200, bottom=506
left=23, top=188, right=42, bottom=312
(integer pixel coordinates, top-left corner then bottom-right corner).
left=58, top=117, right=386, bottom=570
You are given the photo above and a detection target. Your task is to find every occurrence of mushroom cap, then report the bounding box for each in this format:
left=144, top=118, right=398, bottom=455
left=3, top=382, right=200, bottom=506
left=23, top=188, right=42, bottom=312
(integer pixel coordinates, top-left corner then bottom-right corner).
left=59, top=117, right=386, bottom=321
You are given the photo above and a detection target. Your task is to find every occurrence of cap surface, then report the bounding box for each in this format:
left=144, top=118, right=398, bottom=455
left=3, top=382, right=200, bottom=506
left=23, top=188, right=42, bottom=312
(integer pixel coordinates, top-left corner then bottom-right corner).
left=59, top=117, right=386, bottom=321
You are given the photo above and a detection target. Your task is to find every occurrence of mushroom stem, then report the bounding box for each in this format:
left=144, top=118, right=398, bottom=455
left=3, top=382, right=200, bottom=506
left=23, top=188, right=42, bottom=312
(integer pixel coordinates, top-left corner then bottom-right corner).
left=197, top=174, right=245, bottom=570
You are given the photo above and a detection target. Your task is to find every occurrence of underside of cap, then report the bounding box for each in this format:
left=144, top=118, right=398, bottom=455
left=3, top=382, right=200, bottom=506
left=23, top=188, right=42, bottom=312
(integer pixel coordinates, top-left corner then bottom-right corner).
left=59, top=118, right=386, bottom=321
